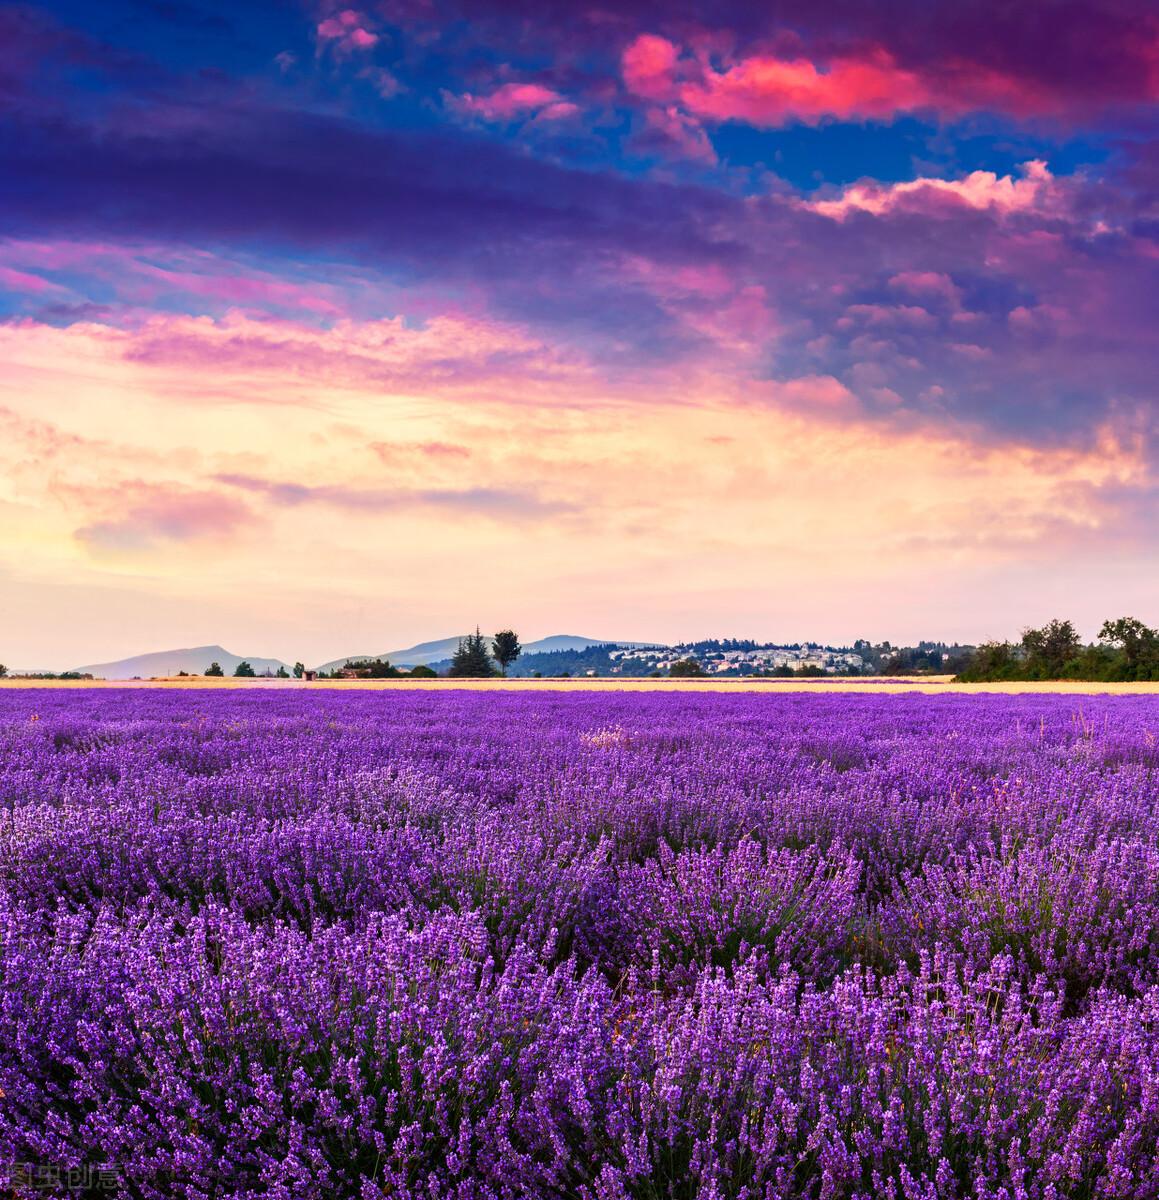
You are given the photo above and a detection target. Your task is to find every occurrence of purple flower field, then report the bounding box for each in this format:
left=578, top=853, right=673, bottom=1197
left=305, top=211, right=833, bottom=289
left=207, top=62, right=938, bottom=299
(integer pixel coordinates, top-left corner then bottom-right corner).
left=2, top=690, right=1158, bottom=1199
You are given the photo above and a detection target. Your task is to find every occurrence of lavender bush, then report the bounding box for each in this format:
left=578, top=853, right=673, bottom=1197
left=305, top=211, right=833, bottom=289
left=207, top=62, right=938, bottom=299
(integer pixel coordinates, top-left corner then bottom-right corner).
left=0, top=690, right=1157, bottom=1198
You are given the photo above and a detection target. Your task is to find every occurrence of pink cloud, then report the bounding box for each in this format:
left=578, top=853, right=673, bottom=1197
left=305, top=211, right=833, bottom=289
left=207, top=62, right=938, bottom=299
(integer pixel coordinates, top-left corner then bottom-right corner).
left=622, top=33, right=682, bottom=101
left=316, top=9, right=378, bottom=53
left=888, top=272, right=962, bottom=307
left=371, top=440, right=472, bottom=463
left=109, top=309, right=595, bottom=401
left=0, top=239, right=354, bottom=317
left=773, top=374, right=860, bottom=413
left=0, top=266, right=66, bottom=294
left=682, top=47, right=932, bottom=125
left=638, top=105, right=717, bottom=163
left=616, top=256, right=775, bottom=353
left=70, top=483, right=256, bottom=554
left=621, top=34, right=1061, bottom=129
left=447, top=82, right=576, bottom=122
left=804, top=161, right=1056, bottom=221
left=618, top=257, right=735, bottom=300
left=132, top=262, right=344, bottom=316
left=418, top=440, right=471, bottom=458
left=534, top=100, right=580, bottom=122
left=949, top=342, right=993, bottom=360
left=840, top=303, right=938, bottom=330
left=362, top=67, right=404, bottom=98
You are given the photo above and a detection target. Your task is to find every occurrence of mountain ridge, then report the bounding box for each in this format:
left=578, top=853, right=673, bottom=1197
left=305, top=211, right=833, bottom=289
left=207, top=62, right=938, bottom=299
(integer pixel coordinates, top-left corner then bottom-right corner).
left=314, top=634, right=656, bottom=672
left=72, top=644, right=292, bottom=680
left=72, top=637, right=659, bottom=678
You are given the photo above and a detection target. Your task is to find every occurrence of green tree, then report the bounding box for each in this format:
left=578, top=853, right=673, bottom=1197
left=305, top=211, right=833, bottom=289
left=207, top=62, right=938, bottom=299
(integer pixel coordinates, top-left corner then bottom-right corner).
left=408, top=664, right=438, bottom=678
left=1021, top=619, right=1081, bottom=678
left=669, top=658, right=704, bottom=677
left=204, top=661, right=224, bottom=677
left=491, top=629, right=521, bottom=676
left=275, top=665, right=289, bottom=678
left=1099, top=617, right=1158, bottom=679
left=449, top=629, right=495, bottom=678
left=344, top=658, right=399, bottom=679
left=293, top=662, right=305, bottom=679
left=0, top=664, right=7, bottom=678
left=955, top=641, right=1017, bottom=682
left=233, top=661, right=256, bottom=678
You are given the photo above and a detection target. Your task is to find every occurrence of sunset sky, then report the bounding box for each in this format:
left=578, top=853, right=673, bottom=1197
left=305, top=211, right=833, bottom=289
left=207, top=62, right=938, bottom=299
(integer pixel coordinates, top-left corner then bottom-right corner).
left=1, top=0, right=1157, bottom=667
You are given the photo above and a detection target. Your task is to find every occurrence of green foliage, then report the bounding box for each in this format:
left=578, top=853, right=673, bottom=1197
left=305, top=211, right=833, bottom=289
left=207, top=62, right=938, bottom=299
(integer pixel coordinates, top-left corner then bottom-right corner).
left=508, top=643, right=622, bottom=677
left=491, top=630, right=521, bottom=676
left=293, top=662, right=305, bottom=679
left=204, top=662, right=224, bottom=677
left=669, top=658, right=704, bottom=677
left=1099, top=617, right=1159, bottom=680
left=1021, top=619, right=1081, bottom=677
left=956, top=616, right=1159, bottom=682
left=853, top=638, right=972, bottom=675
left=407, top=665, right=438, bottom=679
left=233, top=661, right=256, bottom=678
left=0, top=664, right=7, bottom=678
left=343, top=658, right=400, bottom=679
left=448, top=629, right=496, bottom=678
left=955, top=641, right=1020, bottom=682
left=275, top=666, right=289, bottom=678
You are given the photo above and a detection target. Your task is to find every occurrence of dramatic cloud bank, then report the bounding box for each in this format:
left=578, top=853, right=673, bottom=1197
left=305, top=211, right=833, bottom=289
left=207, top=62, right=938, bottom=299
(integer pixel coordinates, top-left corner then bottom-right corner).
left=0, top=0, right=1155, bottom=662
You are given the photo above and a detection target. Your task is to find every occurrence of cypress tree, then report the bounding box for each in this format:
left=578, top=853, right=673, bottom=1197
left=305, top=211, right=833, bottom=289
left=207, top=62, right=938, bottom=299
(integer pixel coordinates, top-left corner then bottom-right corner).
left=449, top=629, right=495, bottom=677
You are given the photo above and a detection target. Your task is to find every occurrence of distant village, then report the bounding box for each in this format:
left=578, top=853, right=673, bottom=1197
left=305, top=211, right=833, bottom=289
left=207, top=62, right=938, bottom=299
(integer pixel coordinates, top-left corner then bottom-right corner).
left=607, top=644, right=866, bottom=675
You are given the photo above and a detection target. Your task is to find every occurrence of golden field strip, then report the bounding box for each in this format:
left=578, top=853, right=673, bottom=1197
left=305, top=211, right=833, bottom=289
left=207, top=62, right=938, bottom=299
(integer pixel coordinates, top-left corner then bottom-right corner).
left=3, top=676, right=1157, bottom=694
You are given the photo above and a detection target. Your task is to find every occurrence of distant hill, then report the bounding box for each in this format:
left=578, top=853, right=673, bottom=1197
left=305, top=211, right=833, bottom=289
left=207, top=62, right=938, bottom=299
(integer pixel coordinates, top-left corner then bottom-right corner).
left=314, top=634, right=655, bottom=673
left=72, top=644, right=292, bottom=680
left=65, top=636, right=658, bottom=679
left=314, top=636, right=465, bottom=673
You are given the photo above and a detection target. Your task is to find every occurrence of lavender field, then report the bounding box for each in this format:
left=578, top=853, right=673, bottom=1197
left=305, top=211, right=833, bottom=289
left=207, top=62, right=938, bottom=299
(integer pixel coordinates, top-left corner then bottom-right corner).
left=2, top=690, right=1158, bottom=1199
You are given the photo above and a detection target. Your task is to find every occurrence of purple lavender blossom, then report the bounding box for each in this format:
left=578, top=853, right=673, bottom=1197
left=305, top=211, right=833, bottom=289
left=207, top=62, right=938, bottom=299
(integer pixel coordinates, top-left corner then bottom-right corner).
left=1, top=691, right=1157, bottom=1197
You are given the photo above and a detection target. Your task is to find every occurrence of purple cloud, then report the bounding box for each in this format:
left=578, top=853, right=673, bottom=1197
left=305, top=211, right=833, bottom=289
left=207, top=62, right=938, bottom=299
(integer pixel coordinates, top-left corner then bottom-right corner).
left=214, top=472, right=574, bottom=520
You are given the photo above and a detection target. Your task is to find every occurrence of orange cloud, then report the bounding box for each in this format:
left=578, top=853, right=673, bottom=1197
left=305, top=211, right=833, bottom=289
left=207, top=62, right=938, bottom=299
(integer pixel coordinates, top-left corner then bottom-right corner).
left=0, top=312, right=1151, bottom=667
left=803, top=161, right=1057, bottom=220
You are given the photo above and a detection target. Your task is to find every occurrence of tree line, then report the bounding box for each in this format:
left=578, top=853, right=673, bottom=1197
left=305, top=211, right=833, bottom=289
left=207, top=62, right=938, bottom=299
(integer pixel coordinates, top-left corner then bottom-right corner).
left=201, top=661, right=304, bottom=678
left=955, top=617, right=1159, bottom=682
left=446, top=629, right=521, bottom=677
left=307, top=629, right=522, bottom=681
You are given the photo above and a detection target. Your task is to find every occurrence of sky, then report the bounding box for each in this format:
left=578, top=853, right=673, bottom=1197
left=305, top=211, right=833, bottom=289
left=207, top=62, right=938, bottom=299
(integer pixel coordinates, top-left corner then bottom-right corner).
left=1, top=0, right=1157, bottom=667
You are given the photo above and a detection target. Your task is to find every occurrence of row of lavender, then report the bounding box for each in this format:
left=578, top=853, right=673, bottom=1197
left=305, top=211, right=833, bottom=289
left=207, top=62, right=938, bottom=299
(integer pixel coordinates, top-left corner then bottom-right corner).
left=1, top=690, right=1157, bottom=1198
